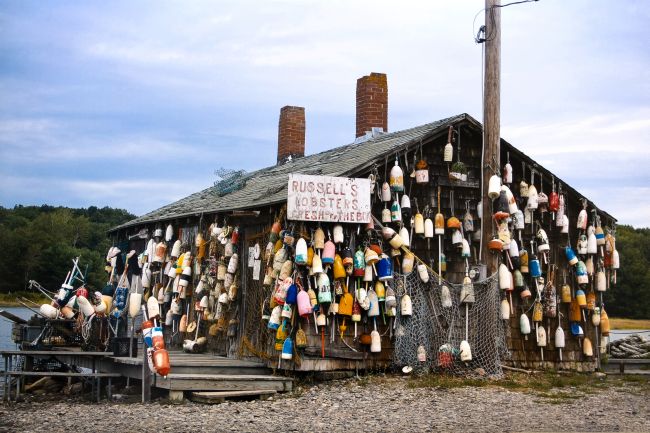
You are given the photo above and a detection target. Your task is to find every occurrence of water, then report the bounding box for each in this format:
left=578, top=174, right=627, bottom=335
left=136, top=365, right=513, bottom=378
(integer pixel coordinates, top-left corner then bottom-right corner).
left=0, top=307, right=34, bottom=351
left=609, top=329, right=649, bottom=343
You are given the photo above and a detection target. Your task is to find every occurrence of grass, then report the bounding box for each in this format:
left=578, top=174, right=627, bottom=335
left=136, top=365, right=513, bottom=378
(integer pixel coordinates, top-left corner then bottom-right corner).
left=609, top=317, right=650, bottom=330
left=0, top=291, right=50, bottom=307
left=408, top=371, right=649, bottom=402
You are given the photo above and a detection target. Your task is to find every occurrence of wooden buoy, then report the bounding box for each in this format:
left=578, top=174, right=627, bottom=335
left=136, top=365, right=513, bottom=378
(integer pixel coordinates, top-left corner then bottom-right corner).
left=583, top=337, right=593, bottom=357
left=600, top=308, right=610, bottom=336
left=592, top=307, right=601, bottom=326
left=555, top=324, right=565, bottom=361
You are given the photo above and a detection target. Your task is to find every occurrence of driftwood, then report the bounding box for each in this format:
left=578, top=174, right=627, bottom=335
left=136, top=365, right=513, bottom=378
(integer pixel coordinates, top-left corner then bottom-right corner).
left=501, top=364, right=539, bottom=374
left=24, top=376, right=62, bottom=393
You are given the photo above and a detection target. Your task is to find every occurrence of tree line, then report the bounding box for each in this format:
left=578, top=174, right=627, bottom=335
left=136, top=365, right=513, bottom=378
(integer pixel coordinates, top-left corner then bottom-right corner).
left=603, top=225, right=650, bottom=320
left=0, top=205, right=134, bottom=294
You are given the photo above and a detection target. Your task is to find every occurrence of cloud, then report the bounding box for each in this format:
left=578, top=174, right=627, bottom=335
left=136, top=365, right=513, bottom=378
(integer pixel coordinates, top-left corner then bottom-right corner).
left=500, top=108, right=650, bottom=227
left=502, top=109, right=650, bottom=155
left=0, top=118, right=181, bottom=163
left=0, top=174, right=210, bottom=216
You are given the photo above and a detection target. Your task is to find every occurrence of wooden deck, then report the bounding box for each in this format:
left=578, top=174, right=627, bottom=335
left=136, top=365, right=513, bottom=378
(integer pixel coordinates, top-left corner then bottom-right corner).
left=603, top=358, right=650, bottom=375
left=1, top=349, right=293, bottom=402
left=190, top=389, right=276, bottom=404
left=112, top=351, right=292, bottom=396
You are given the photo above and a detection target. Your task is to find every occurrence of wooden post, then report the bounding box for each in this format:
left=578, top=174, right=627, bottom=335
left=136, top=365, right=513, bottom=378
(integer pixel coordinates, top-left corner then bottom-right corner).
left=481, top=0, right=501, bottom=275
left=142, top=347, right=151, bottom=403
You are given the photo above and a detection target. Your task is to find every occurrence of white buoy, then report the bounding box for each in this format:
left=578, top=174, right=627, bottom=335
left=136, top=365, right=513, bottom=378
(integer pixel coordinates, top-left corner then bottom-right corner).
left=333, top=224, right=344, bottom=244
left=537, top=324, right=547, bottom=362
left=400, top=294, right=412, bottom=316
left=596, top=270, right=607, bottom=292
left=499, top=264, right=511, bottom=290
left=459, top=340, right=472, bottom=362
left=424, top=218, right=434, bottom=238
left=145, top=239, right=155, bottom=263
left=381, top=182, right=391, bottom=202
left=520, top=314, right=531, bottom=340
left=399, top=226, right=411, bottom=248
left=460, top=275, right=475, bottom=304
left=441, top=285, right=452, bottom=308
left=76, top=296, right=95, bottom=318
left=171, top=240, right=182, bottom=258
left=500, top=299, right=510, bottom=320
left=488, top=175, right=501, bottom=200
left=527, top=182, right=539, bottom=210
left=128, top=293, right=142, bottom=318
left=40, top=304, right=59, bottom=319
left=444, top=131, right=453, bottom=162
left=587, top=226, right=598, bottom=254
left=141, top=266, right=152, bottom=289
left=165, top=224, right=174, bottom=242
left=592, top=307, right=601, bottom=326
left=555, top=325, right=565, bottom=362
left=228, top=253, right=239, bottom=274
left=147, top=296, right=160, bottom=319
left=417, top=263, right=429, bottom=283
left=370, top=320, right=381, bottom=353
left=503, top=162, right=513, bottom=184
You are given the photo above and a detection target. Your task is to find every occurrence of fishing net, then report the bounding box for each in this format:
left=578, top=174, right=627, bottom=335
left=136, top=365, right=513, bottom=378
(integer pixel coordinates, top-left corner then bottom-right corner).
left=392, top=269, right=509, bottom=378
left=239, top=238, right=275, bottom=361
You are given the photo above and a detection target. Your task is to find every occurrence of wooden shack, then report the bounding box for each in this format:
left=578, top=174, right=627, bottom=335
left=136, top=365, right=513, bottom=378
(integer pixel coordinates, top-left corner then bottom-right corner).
left=109, top=105, right=616, bottom=374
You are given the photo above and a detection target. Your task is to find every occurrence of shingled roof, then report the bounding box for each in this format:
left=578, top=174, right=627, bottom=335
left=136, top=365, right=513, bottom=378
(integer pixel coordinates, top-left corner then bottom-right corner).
left=110, top=112, right=615, bottom=232
left=110, top=113, right=469, bottom=232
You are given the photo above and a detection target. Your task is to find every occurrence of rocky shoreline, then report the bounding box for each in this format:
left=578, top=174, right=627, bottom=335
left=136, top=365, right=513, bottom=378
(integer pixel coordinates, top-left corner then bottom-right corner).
left=1, top=375, right=648, bottom=432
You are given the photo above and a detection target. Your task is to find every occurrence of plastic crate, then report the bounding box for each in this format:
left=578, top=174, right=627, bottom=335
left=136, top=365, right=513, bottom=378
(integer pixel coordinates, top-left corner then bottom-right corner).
left=11, top=324, right=44, bottom=344
left=42, top=320, right=82, bottom=347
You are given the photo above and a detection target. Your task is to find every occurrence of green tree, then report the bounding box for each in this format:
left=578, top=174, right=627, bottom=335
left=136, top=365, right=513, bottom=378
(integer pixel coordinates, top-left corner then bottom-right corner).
left=0, top=205, right=134, bottom=293
left=604, top=225, right=650, bottom=319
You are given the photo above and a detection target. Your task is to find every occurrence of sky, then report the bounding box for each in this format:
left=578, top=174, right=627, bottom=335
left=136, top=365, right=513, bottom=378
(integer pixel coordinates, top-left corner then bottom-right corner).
left=0, top=0, right=648, bottom=227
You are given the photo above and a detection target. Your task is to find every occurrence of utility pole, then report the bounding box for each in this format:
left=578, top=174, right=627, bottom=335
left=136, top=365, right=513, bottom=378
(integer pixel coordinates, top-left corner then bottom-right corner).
left=482, top=0, right=501, bottom=275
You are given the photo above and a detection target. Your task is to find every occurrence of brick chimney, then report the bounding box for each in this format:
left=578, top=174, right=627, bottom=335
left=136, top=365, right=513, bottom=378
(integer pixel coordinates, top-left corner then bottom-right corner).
left=277, top=106, right=306, bottom=164
left=356, top=72, right=388, bottom=138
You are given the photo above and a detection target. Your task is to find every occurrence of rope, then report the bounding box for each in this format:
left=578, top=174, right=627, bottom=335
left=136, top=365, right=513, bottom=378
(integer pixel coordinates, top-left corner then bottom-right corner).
left=239, top=336, right=273, bottom=360
left=608, top=334, right=650, bottom=359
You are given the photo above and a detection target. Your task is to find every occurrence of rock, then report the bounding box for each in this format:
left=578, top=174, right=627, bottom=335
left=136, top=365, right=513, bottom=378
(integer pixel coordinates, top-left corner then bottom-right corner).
left=3, top=374, right=650, bottom=433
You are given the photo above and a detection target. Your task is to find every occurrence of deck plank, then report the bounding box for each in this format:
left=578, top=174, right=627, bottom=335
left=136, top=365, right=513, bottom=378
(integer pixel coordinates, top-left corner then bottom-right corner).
left=156, top=373, right=293, bottom=392
left=190, top=389, right=276, bottom=404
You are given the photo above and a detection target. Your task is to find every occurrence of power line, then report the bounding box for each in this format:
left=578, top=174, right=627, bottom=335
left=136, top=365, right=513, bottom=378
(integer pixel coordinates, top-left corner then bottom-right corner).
left=473, top=0, right=539, bottom=44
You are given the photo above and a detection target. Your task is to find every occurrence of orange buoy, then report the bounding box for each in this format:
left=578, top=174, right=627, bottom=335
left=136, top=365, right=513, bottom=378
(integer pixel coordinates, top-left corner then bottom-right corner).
left=152, top=348, right=171, bottom=377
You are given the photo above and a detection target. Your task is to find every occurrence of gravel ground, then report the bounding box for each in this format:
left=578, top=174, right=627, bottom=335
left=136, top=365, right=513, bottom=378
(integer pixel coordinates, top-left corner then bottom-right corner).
left=1, top=376, right=648, bottom=433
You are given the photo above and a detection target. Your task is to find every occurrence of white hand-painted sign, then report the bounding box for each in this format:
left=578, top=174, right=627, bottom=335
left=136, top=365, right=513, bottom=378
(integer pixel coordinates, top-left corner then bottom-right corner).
left=287, top=174, right=371, bottom=223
